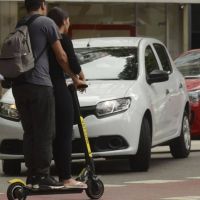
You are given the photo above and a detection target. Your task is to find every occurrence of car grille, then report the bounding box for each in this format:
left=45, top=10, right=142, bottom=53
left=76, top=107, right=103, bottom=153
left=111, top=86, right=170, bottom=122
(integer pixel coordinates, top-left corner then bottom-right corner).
left=0, top=136, right=128, bottom=155
left=0, top=140, right=23, bottom=155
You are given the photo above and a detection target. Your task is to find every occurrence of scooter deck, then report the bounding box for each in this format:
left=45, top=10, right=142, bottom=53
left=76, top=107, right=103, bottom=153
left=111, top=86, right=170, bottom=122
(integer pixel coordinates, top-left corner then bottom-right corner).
left=24, top=186, right=84, bottom=196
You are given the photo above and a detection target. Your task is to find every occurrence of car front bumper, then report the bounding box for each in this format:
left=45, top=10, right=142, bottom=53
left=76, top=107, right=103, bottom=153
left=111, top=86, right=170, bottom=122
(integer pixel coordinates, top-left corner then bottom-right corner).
left=190, top=103, right=200, bottom=137
left=0, top=111, right=142, bottom=160
left=0, top=117, right=23, bottom=159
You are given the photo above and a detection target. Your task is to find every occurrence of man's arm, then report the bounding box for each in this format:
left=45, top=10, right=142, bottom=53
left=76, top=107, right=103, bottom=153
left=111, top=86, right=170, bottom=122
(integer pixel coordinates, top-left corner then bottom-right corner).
left=51, top=40, right=86, bottom=88
left=51, top=40, right=77, bottom=81
left=78, top=70, right=86, bottom=81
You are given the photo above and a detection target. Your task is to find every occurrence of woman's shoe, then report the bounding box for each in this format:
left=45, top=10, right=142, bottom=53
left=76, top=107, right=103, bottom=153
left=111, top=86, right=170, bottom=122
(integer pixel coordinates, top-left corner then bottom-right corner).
left=63, top=178, right=87, bottom=189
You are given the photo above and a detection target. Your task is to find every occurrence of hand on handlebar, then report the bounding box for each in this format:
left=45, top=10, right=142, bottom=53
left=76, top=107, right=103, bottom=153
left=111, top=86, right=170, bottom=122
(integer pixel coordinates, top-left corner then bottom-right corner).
left=73, top=78, right=88, bottom=93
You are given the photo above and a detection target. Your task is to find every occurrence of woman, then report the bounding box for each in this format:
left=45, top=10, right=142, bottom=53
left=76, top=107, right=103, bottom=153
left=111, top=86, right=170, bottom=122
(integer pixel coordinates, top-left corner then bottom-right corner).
left=48, top=7, right=87, bottom=188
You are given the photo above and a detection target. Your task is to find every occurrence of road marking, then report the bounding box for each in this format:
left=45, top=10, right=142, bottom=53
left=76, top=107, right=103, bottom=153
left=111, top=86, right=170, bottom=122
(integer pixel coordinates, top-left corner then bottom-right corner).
left=187, top=177, right=200, bottom=179
left=125, top=180, right=183, bottom=184
left=161, top=196, right=200, bottom=200
left=105, top=184, right=126, bottom=187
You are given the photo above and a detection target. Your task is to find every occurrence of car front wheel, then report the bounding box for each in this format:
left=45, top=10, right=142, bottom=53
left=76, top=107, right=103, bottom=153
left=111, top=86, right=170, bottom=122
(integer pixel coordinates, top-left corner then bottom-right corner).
left=2, top=160, right=21, bottom=175
left=169, top=112, right=191, bottom=158
left=129, top=117, right=151, bottom=171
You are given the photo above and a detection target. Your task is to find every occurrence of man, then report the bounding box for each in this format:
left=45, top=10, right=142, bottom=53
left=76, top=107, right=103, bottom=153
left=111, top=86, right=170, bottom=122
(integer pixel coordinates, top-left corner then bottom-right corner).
left=12, top=0, right=84, bottom=189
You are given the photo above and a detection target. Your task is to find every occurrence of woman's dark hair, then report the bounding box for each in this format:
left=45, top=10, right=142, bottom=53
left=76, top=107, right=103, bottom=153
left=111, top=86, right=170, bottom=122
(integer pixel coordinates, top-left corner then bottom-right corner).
left=48, top=7, right=69, bottom=28
left=24, top=0, right=45, bottom=12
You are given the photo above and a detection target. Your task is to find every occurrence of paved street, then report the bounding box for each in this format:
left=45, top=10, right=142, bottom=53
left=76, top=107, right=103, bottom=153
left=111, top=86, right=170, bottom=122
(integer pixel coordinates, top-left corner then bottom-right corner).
left=1, top=141, right=200, bottom=200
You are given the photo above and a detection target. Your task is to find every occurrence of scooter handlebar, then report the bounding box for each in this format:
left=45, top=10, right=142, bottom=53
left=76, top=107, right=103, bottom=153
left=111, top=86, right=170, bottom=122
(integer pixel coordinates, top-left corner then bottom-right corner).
left=77, top=83, right=88, bottom=90
left=67, top=83, right=88, bottom=91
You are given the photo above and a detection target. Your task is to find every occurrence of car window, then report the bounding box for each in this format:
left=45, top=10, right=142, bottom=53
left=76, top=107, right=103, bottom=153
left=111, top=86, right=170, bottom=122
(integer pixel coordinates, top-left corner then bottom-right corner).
left=75, top=47, right=138, bottom=80
left=145, top=45, right=160, bottom=76
left=174, top=50, right=200, bottom=77
left=153, top=43, right=172, bottom=73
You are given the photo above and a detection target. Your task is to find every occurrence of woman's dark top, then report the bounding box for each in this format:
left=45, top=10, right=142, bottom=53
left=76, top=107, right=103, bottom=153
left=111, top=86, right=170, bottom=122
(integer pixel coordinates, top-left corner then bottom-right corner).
left=49, top=34, right=81, bottom=81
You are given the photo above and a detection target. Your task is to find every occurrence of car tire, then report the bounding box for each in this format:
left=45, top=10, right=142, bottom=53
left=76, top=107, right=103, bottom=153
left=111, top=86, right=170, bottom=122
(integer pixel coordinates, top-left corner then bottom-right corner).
left=169, top=111, right=191, bottom=158
left=129, top=117, right=151, bottom=171
left=2, top=160, right=21, bottom=176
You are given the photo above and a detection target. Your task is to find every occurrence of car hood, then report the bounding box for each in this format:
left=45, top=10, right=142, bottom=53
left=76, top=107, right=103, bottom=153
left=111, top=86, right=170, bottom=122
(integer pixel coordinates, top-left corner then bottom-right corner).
left=78, top=80, right=133, bottom=107
left=185, top=78, right=200, bottom=91
left=1, top=81, right=134, bottom=107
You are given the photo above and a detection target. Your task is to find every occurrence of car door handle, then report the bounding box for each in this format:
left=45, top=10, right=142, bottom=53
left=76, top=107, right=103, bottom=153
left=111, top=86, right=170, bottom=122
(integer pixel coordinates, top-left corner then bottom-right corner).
left=179, top=83, right=183, bottom=89
left=166, top=89, right=170, bottom=95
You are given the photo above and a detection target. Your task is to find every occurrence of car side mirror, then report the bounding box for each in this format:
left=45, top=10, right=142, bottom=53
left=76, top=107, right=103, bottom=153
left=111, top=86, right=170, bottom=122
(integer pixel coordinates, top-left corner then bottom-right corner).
left=147, top=69, right=169, bottom=84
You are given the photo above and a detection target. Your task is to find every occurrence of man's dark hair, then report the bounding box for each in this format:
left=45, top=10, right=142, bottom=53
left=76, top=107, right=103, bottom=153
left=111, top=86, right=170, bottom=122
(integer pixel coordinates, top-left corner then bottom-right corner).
left=25, top=0, right=45, bottom=12
left=47, top=7, right=69, bottom=28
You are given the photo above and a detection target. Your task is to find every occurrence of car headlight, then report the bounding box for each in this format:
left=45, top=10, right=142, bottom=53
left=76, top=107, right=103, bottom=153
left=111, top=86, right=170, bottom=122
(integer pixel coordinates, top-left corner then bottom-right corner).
left=188, top=90, right=200, bottom=103
left=0, top=103, right=20, bottom=121
left=96, top=98, right=131, bottom=117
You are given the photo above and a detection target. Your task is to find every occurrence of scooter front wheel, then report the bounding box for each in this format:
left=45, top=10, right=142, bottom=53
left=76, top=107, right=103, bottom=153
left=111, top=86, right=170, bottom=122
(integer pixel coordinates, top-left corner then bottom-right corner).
left=86, top=178, right=104, bottom=199
left=7, top=182, right=27, bottom=200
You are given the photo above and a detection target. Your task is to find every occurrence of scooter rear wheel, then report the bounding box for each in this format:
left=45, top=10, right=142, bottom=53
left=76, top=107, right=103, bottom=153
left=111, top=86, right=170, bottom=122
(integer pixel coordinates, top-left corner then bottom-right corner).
left=86, top=178, right=104, bottom=199
left=7, top=182, right=27, bottom=200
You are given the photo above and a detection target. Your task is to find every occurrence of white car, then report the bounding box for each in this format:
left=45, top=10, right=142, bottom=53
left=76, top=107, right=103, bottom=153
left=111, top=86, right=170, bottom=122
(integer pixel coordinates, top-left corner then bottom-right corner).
left=0, top=37, right=191, bottom=175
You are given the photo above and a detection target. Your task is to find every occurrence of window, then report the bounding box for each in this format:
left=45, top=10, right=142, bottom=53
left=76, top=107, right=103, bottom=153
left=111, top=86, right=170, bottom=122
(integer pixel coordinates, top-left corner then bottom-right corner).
left=75, top=47, right=138, bottom=80
left=47, top=3, right=136, bottom=39
left=136, top=4, right=166, bottom=43
left=145, top=46, right=159, bottom=76
left=174, top=50, right=200, bottom=77
left=154, top=43, right=172, bottom=73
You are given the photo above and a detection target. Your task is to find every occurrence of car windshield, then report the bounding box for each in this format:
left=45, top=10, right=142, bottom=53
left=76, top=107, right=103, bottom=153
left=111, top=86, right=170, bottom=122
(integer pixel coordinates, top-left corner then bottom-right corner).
left=75, top=47, right=138, bottom=80
left=174, top=50, right=200, bottom=77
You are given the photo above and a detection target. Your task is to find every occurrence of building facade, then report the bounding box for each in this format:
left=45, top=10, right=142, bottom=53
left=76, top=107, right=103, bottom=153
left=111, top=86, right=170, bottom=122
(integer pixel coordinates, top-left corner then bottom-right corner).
left=0, top=0, right=195, bottom=59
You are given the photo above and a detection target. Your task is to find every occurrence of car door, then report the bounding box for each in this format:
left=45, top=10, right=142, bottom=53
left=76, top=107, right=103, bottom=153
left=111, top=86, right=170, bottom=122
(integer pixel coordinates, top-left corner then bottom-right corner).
left=153, top=43, right=184, bottom=137
left=144, top=45, right=170, bottom=144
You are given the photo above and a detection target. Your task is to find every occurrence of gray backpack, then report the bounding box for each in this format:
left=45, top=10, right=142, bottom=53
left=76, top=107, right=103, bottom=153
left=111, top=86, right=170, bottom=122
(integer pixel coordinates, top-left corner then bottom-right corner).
left=0, top=15, right=43, bottom=78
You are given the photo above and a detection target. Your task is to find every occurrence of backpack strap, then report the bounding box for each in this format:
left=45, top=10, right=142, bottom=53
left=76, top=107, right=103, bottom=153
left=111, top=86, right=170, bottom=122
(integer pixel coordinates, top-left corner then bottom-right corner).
left=35, top=43, right=48, bottom=63
left=25, top=14, right=41, bottom=26
left=16, top=14, right=41, bottom=28
left=25, top=14, right=48, bottom=63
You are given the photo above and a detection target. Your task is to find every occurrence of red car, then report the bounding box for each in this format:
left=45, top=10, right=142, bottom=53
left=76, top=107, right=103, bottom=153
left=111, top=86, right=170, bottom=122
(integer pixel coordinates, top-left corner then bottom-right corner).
left=174, top=49, right=200, bottom=138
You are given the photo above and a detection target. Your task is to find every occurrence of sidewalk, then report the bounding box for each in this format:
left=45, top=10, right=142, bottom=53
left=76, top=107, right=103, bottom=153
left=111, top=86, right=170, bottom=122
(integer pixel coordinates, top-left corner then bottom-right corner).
left=152, top=141, right=200, bottom=153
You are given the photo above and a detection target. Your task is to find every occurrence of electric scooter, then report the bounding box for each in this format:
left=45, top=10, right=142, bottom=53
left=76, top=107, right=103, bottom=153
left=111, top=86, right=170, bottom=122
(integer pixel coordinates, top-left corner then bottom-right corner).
left=6, top=83, right=104, bottom=200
